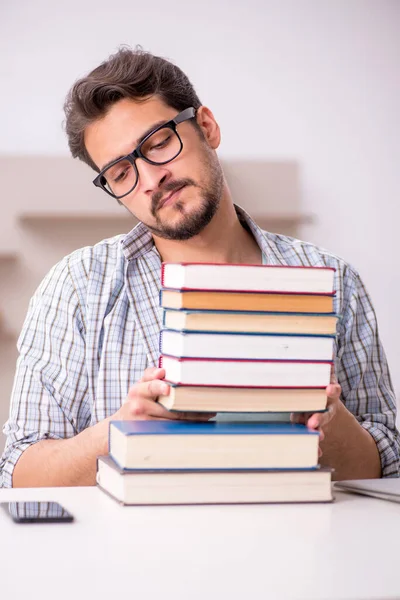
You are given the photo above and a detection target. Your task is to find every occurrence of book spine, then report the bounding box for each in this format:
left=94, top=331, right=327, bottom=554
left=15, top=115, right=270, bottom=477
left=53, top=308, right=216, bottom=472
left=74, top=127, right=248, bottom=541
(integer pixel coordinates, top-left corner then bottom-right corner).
left=163, top=262, right=336, bottom=271
left=163, top=381, right=327, bottom=390
left=162, top=329, right=336, bottom=339
left=162, top=287, right=336, bottom=296
left=162, top=355, right=333, bottom=364
left=164, top=381, right=328, bottom=389
left=158, top=307, right=339, bottom=317
left=161, top=263, right=166, bottom=286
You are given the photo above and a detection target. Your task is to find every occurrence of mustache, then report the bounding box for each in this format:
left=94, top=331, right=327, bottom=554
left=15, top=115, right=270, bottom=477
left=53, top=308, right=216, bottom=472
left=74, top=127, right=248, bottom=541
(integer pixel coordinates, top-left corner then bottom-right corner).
left=151, top=178, right=196, bottom=214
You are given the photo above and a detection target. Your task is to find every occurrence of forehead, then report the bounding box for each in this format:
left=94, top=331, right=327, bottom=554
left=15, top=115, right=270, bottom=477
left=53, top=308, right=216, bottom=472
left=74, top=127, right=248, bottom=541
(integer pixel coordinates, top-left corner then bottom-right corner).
left=84, top=96, right=178, bottom=170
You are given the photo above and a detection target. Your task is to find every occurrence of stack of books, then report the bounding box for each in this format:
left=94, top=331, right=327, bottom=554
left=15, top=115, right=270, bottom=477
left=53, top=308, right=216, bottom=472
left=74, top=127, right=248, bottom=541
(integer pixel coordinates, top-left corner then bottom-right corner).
left=158, top=262, right=337, bottom=413
left=96, top=262, right=337, bottom=505
left=97, top=421, right=332, bottom=504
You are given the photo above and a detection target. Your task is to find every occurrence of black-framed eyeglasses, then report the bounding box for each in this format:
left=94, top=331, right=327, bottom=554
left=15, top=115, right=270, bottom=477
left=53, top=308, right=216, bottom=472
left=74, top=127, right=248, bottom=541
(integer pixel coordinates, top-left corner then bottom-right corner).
left=92, top=107, right=197, bottom=199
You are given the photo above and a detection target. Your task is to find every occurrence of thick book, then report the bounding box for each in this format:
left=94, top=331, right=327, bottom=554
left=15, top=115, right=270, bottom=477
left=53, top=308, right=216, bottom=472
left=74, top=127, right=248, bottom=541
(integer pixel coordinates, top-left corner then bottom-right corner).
left=163, top=309, right=339, bottom=335
left=160, top=289, right=335, bottom=314
left=108, top=421, right=320, bottom=470
left=159, top=355, right=332, bottom=388
left=161, top=262, right=335, bottom=293
left=160, top=329, right=335, bottom=361
left=158, top=385, right=327, bottom=413
left=334, top=479, right=400, bottom=504
left=97, top=455, right=333, bottom=505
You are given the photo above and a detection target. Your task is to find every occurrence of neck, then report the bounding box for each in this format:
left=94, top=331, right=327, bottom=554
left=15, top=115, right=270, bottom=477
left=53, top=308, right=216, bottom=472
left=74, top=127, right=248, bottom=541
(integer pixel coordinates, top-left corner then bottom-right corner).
left=152, top=190, right=262, bottom=265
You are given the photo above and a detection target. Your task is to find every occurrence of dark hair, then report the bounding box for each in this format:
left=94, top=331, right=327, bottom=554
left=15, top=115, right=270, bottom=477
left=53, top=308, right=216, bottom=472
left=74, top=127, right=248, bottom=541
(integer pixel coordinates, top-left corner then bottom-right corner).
left=63, top=46, right=202, bottom=171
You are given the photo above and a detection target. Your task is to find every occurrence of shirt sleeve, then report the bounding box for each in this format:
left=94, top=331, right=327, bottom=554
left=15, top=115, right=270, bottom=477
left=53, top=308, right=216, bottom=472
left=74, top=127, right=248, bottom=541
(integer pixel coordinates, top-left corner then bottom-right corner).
left=0, top=256, right=90, bottom=488
left=336, top=267, right=400, bottom=477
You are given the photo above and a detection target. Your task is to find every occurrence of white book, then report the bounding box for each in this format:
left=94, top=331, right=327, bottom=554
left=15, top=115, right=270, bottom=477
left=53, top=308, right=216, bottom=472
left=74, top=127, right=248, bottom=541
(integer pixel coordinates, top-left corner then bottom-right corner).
left=161, top=262, right=335, bottom=293
left=160, top=355, right=332, bottom=388
left=97, top=456, right=333, bottom=505
left=160, top=330, right=335, bottom=361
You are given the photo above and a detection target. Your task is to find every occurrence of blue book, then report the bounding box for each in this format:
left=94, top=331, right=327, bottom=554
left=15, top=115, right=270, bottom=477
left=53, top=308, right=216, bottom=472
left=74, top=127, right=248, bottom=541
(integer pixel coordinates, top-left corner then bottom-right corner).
left=109, top=421, right=320, bottom=471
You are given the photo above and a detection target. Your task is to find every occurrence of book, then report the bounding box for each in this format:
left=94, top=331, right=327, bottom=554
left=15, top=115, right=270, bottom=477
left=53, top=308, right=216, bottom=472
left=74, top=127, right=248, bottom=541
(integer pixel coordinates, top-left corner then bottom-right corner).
left=161, top=262, right=335, bottom=294
left=159, top=355, right=332, bottom=388
left=160, top=329, right=335, bottom=361
left=108, top=421, right=320, bottom=470
left=97, top=455, right=333, bottom=505
left=163, top=309, right=339, bottom=335
left=334, top=479, right=400, bottom=504
left=158, top=385, right=327, bottom=413
left=160, top=289, right=335, bottom=313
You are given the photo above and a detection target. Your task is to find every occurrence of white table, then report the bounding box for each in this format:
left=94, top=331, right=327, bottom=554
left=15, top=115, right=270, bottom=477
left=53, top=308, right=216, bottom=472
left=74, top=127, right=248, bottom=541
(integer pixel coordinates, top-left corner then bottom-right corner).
left=0, top=486, right=399, bottom=600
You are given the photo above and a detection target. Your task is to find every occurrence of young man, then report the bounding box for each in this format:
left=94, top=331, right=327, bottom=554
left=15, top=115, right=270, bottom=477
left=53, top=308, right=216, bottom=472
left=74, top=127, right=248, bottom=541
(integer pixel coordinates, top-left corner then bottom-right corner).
left=1, top=48, right=398, bottom=487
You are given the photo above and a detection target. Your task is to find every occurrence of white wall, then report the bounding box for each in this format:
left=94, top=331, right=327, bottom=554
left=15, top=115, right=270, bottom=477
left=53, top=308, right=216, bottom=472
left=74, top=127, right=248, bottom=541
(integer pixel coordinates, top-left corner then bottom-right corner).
left=1, top=0, right=399, bottom=399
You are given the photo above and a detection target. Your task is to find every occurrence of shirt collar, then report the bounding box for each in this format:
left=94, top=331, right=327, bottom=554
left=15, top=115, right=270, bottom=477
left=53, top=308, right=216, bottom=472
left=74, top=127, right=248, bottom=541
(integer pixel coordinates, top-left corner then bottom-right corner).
left=120, top=203, right=275, bottom=264
left=121, top=220, right=156, bottom=262
left=234, top=204, right=276, bottom=265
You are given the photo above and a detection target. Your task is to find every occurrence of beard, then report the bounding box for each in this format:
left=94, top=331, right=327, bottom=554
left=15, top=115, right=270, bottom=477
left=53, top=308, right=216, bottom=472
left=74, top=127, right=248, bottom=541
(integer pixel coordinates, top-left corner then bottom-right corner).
left=144, top=150, right=224, bottom=241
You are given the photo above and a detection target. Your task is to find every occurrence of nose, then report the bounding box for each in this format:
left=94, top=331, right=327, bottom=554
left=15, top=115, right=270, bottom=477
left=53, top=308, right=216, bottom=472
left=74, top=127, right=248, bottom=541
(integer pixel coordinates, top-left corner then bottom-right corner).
left=136, top=158, right=171, bottom=195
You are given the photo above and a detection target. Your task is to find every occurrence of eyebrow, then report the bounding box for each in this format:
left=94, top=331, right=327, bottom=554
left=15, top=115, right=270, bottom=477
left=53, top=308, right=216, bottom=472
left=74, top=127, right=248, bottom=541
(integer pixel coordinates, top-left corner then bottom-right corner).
left=99, top=118, right=169, bottom=172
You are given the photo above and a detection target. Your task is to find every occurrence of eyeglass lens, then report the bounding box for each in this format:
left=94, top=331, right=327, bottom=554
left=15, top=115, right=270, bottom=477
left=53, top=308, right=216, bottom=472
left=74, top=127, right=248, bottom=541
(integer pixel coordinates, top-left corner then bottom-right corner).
left=101, top=127, right=182, bottom=197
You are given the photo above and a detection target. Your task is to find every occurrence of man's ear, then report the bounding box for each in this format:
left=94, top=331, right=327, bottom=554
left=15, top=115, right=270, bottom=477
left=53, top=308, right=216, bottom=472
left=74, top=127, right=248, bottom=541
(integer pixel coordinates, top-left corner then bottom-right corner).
left=195, top=106, right=221, bottom=150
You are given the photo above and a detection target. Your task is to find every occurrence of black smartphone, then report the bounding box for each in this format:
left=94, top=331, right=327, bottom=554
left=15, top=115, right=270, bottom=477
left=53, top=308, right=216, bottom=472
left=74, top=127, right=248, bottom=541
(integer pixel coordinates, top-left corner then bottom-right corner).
left=0, top=501, right=74, bottom=523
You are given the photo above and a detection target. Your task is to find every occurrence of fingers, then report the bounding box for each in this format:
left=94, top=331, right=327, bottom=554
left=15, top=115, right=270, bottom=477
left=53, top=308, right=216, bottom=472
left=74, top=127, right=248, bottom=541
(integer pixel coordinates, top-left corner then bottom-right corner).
left=330, top=363, right=337, bottom=384
left=175, top=412, right=216, bottom=422
left=125, top=397, right=215, bottom=422
left=291, top=412, right=311, bottom=425
left=139, top=367, right=166, bottom=383
left=127, top=396, right=178, bottom=420
left=126, top=378, right=172, bottom=419
left=304, top=382, right=342, bottom=429
left=126, top=376, right=216, bottom=422
left=130, top=378, right=170, bottom=400
left=307, top=412, right=326, bottom=430
left=327, top=382, right=341, bottom=399
left=291, top=410, right=328, bottom=431
left=291, top=411, right=325, bottom=444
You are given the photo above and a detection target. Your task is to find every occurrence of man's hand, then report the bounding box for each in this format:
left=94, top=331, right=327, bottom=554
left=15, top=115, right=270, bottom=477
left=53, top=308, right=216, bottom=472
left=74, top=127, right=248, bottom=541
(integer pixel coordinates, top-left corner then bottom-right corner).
left=13, top=366, right=215, bottom=488
left=291, top=383, right=342, bottom=457
left=113, top=366, right=215, bottom=422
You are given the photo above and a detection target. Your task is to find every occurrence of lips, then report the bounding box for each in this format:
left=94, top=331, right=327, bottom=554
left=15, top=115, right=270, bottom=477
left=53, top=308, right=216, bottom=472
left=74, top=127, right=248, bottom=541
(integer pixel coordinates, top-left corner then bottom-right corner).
left=158, top=184, right=186, bottom=210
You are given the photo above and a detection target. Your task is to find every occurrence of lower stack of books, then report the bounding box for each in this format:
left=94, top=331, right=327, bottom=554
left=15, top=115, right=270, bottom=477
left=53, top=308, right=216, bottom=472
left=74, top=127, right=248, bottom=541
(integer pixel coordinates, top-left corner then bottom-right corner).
left=96, top=420, right=332, bottom=505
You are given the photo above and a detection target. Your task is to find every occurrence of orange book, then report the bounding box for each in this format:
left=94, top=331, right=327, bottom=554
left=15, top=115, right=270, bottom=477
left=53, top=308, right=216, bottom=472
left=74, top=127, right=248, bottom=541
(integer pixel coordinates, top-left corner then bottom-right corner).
left=160, top=289, right=335, bottom=314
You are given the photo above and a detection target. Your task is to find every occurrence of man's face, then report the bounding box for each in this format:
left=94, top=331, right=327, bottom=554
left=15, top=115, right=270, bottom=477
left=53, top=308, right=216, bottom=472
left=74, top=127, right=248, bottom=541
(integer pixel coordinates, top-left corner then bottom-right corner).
left=84, top=96, right=224, bottom=240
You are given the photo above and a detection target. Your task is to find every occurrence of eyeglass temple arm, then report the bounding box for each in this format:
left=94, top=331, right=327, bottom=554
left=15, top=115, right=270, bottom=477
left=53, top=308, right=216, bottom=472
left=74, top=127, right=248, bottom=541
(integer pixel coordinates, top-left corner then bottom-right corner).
left=174, top=107, right=196, bottom=125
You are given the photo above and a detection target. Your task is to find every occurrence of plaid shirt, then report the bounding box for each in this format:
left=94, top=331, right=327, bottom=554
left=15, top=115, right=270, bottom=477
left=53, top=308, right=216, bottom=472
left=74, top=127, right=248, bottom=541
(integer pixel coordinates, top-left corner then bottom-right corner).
left=1, top=206, right=399, bottom=486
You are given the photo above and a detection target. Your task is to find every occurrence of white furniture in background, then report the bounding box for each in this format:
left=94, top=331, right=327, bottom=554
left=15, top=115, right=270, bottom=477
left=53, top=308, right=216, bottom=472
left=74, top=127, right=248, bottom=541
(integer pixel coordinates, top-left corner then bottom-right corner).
left=0, top=486, right=398, bottom=600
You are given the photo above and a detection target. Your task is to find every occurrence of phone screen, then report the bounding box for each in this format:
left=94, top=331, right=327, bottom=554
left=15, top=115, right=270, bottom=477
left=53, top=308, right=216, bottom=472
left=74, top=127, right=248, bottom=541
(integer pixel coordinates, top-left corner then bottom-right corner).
left=0, top=501, right=74, bottom=523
